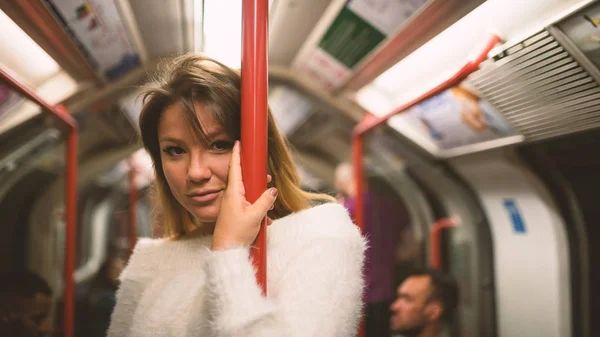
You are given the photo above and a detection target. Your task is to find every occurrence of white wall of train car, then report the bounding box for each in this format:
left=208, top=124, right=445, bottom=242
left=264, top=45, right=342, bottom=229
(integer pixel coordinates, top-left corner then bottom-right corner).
left=451, top=150, right=571, bottom=337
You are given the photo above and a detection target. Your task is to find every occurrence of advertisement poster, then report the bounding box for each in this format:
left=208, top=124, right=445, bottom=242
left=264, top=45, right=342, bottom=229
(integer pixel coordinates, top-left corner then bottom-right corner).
left=401, top=85, right=516, bottom=150
left=558, top=2, right=600, bottom=70
left=299, top=0, right=428, bottom=90
left=46, top=0, right=140, bottom=81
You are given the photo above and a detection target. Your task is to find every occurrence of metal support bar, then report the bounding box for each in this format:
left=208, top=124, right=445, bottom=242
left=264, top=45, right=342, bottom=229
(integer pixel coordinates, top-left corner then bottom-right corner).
left=430, top=217, right=459, bottom=269
left=0, top=69, right=78, bottom=337
left=241, top=0, right=269, bottom=294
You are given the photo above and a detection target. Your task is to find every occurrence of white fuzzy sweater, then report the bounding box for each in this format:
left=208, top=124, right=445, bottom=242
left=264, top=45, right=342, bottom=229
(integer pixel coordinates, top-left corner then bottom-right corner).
left=107, top=203, right=366, bottom=337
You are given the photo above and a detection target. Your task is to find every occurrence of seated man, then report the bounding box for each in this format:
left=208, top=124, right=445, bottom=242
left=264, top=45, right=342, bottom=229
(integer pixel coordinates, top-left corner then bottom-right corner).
left=0, top=270, right=53, bottom=337
left=390, top=268, right=459, bottom=337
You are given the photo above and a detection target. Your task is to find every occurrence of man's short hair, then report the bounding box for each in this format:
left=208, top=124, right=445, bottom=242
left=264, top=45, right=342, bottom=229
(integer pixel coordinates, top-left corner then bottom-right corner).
left=405, top=268, right=459, bottom=322
left=0, top=270, right=52, bottom=298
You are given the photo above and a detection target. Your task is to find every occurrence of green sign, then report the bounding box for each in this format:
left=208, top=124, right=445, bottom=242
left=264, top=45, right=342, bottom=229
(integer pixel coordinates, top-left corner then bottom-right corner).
left=318, top=6, right=385, bottom=69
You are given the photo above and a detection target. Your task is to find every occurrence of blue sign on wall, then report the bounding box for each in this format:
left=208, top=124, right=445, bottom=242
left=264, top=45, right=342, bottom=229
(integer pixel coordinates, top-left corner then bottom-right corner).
left=503, top=199, right=527, bottom=234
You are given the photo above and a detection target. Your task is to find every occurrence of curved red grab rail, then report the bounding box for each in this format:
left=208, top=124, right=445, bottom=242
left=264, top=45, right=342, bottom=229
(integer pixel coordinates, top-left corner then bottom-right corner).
left=352, top=34, right=500, bottom=337
left=430, top=217, right=460, bottom=269
left=0, top=69, right=78, bottom=337
left=241, top=0, right=269, bottom=295
left=352, top=34, right=500, bottom=227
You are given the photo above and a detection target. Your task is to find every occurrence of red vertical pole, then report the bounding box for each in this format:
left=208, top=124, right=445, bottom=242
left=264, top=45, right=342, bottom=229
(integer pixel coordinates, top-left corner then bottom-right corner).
left=128, top=161, right=138, bottom=255
left=64, top=128, right=77, bottom=337
left=241, top=0, right=269, bottom=294
left=352, top=132, right=366, bottom=337
left=431, top=226, right=441, bottom=269
left=352, top=135, right=365, bottom=233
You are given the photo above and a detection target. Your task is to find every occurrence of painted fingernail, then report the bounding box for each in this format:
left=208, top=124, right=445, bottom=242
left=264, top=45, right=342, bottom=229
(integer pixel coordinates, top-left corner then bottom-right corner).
left=270, top=188, right=278, bottom=197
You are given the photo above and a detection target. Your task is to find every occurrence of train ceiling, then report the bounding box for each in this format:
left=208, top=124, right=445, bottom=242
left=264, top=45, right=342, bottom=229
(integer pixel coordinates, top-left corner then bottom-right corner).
left=1, top=0, right=600, bottom=181
left=0, top=0, right=484, bottom=133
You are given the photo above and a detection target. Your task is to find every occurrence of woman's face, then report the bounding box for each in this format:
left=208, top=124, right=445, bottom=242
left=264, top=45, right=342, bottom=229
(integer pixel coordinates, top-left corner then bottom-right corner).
left=158, top=102, right=234, bottom=224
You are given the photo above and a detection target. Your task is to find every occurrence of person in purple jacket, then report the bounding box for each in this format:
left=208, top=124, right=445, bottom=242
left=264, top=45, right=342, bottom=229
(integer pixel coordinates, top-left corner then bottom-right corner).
left=335, top=163, right=412, bottom=337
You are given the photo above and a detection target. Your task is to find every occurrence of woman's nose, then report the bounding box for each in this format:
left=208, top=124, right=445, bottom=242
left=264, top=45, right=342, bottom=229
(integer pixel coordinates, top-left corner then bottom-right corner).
left=187, top=152, right=212, bottom=182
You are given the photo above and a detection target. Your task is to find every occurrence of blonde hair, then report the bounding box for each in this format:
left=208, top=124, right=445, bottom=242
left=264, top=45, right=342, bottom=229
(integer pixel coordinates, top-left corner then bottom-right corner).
left=139, top=54, right=334, bottom=238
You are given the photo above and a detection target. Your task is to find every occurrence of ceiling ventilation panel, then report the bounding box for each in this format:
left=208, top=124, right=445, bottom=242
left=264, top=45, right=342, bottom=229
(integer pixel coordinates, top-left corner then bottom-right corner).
left=468, top=29, right=600, bottom=142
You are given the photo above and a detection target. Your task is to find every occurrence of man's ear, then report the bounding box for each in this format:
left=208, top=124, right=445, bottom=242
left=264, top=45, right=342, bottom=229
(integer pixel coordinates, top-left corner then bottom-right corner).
left=425, top=301, right=444, bottom=322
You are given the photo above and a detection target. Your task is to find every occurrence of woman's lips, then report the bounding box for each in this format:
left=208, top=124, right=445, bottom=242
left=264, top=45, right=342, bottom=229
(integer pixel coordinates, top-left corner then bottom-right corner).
left=189, top=190, right=222, bottom=203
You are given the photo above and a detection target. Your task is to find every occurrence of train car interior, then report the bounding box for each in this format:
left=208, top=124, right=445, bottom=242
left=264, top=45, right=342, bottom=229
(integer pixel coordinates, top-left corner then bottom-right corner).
left=1, top=0, right=599, bottom=336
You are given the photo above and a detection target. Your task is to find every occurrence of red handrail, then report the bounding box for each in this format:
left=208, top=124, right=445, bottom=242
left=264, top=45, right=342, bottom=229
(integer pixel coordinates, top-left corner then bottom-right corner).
left=352, top=34, right=500, bottom=337
left=0, top=69, right=78, bottom=337
left=430, top=217, right=460, bottom=269
left=129, top=160, right=138, bottom=256
left=241, top=0, right=269, bottom=295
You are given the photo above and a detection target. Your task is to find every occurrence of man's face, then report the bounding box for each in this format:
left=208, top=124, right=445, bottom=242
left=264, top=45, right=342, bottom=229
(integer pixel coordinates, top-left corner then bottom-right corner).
left=390, top=275, right=437, bottom=335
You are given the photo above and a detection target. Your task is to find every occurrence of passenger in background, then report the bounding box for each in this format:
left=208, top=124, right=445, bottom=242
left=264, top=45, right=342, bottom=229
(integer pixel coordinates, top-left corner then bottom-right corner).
left=334, top=162, right=356, bottom=212
left=334, top=162, right=412, bottom=337
left=390, top=268, right=459, bottom=337
left=0, top=270, right=53, bottom=337
left=107, top=54, right=366, bottom=337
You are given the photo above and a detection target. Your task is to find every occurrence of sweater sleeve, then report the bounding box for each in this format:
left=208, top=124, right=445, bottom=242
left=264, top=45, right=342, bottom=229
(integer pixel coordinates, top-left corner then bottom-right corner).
left=204, top=234, right=366, bottom=337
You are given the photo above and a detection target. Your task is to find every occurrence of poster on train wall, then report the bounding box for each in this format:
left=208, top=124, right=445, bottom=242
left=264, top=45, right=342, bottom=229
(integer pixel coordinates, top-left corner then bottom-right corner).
left=399, top=85, right=516, bottom=150
left=45, top=0, right=140, bottom=81
left=0, top=85, right=25, bottom=121
left=558, top=2, right=600, bottom=70
left=299, top=0, right=429, bottom=91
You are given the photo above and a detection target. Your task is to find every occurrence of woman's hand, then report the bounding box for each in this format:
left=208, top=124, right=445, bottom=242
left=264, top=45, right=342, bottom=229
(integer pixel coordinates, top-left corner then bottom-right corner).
left=212, top=141, right=278, bottom=251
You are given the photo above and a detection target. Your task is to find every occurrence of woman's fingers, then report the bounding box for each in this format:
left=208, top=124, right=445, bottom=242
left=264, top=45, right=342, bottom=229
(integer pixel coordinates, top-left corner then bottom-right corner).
left=227, top=141, right=241, bottom=180
left=228, top=143, right=272, bottom=194
left=250, top=188, right=278, bottom=219
left=227, top=141, right=245, bottom=194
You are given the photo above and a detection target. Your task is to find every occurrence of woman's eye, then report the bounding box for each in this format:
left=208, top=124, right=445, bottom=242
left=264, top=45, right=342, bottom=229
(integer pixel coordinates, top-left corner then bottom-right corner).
left=162, top=146, right=185, bottom=156
left=211, top=140, right=234, bottom=151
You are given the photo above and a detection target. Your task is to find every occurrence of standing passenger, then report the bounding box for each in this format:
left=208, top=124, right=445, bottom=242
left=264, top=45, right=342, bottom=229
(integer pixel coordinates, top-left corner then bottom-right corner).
left=334, top=162, right=356, bottom=214
left=334, top=163, right=411, bottom=337
left=107, top=54, right=366, bottom=337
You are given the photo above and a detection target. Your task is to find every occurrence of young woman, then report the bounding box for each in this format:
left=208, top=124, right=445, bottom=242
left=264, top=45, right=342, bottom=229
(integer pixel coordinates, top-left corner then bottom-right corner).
left=107, top=54, right=366, bottom=337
